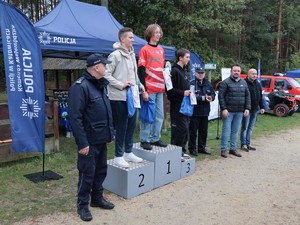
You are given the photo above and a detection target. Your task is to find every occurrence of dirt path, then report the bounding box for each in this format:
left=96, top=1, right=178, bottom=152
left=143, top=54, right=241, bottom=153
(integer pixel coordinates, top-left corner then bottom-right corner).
left=16, top=129, right=300, bottom=225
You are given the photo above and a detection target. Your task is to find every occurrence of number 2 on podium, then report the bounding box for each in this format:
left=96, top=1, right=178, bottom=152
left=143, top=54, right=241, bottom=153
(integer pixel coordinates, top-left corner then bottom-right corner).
left=138, top=174, right=145, bottom=188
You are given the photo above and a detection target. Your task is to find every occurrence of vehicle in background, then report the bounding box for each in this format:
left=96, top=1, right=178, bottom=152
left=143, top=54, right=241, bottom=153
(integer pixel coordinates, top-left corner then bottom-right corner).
left=266, top=88, right=296, bottom=117
left=241, top=73, right=300, bottom=112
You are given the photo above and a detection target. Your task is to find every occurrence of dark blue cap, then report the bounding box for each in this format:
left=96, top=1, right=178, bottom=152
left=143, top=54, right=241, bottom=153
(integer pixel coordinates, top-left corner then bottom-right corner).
left=195, top=67, right=205, bottom=73
left=86, top=54, right=111, bottom=67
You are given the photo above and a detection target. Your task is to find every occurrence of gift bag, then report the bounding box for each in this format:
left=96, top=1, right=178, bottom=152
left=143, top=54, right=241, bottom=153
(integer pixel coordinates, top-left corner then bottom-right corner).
left=126, top=87, right=136, bottom=118
left=189, top=85, right=197, bottom=105
left=163, top=67, right=173, bottom=91
left=179, top=96, right=194, bottom=117
left=131, top=85, right=141, bottom=108
left=139, top=98, right=156, bottom=124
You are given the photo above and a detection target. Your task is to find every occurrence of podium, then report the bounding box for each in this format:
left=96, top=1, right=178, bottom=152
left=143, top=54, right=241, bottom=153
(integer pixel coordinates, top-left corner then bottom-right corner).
left=103, top=143, right=196, bottom=199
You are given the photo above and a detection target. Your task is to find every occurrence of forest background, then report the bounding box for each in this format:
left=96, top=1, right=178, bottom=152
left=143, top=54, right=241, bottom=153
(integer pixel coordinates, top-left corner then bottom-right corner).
left=1, top=0, right=300, bottom=75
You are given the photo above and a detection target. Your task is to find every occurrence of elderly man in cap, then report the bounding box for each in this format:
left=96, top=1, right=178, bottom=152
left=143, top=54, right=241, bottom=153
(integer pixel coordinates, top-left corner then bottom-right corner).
left=188, top=67, right=215, bottom=156
left=68, top=54, right=115, bottom=222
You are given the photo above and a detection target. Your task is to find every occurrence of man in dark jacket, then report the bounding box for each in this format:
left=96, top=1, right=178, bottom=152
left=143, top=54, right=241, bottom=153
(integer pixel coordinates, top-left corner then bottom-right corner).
left=188, top=67, right=215, bottom=156
left=218, top=64, right=251, bottom=158
left=68, top=54, right=115, bottom=222
left=240, top=68, right=265, bottom=151
left=167, top=48, right=191, bottom=158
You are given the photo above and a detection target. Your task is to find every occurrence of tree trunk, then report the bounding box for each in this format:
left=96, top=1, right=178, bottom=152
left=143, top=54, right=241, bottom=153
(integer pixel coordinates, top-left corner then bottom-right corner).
left=101, top=0, right=108, bottom=8
left=276, top=0, right=282, bottom=70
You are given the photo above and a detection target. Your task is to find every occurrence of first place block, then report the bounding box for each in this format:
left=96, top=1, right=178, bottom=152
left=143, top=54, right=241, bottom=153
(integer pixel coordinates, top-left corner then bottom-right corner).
left=133, top=143, right=182, bottom=189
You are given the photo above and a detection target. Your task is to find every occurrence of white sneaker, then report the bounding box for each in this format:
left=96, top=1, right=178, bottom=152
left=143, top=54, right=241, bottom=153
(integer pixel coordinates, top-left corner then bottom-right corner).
left=123, top=152, right=143, bottom=163
left=182, top=153, right=191, bottom=159
left=114, top=156, right=129, bottom=168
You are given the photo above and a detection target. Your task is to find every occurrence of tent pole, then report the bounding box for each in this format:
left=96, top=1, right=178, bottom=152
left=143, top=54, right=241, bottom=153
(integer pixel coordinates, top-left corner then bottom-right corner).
left=42, top=153, right=45, bottom=176
left=216, top=103, right=220, bottom=140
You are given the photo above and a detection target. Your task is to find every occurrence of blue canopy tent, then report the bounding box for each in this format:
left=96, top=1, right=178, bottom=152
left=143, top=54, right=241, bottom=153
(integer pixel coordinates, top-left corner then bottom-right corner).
left=34, top=0, right=175, bottom=60
left=285, top=68, right=300, bottom=79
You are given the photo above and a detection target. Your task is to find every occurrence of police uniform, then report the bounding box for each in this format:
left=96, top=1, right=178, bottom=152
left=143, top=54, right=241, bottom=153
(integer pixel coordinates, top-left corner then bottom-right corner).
left=68, top=69, right=114, bottom=211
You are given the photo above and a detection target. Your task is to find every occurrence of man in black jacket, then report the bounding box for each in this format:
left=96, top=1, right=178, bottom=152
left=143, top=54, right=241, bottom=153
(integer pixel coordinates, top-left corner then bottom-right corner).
left=240, top=68, right=265, bottom=151
left=218, top=64, right=251, bottom=158
left=188, top=67, right=215, bottom=156
left=68, top=54, right=115, bottom=222
left=167, top=48, right=191, bottom=158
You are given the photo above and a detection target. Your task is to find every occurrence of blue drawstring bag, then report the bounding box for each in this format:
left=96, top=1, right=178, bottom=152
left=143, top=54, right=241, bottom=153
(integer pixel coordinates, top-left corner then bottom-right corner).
left=139, top=98, right=156, bottom=124
left=180, top=96, right=194, bottom=117
left=126, top=87, right=136, bottom=118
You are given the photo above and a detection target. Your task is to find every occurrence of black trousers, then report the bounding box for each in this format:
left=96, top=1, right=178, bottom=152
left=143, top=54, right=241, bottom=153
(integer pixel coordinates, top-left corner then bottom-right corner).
left=188, top=116, right=208, bottom=152
left=170, top=102, right=189, bottom=153
left=77, top=143, right=107, bottom=210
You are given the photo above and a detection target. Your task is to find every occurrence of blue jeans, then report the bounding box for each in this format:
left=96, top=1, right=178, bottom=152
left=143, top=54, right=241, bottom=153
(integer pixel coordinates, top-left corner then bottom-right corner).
left=110, top=101, right=136, bottom=157
left=240, top=111, right=258, bottom=145
left=220, top=112, right=243, bottom=151
left=140, top=93, right=164, bottom=143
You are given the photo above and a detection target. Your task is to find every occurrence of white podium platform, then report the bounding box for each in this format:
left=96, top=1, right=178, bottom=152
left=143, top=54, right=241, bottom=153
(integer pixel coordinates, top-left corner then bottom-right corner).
left=103, top=159, right=154, bottom=199
left=133, top=143, right=182, bottom=188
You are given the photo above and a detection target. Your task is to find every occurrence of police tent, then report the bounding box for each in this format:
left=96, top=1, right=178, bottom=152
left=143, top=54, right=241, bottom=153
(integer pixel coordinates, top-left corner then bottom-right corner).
left=285, top=68, right=300, bottom=81
left=34, top=0, right=175, bottom=60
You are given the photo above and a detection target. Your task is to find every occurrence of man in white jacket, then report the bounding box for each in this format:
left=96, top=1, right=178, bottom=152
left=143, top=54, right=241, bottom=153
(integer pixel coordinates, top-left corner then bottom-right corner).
left=105, top=27, right=148, bottom=168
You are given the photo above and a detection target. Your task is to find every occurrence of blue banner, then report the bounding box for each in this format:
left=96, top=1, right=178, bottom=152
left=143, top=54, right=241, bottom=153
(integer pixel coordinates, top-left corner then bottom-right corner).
left=0, top=1, right=45, bottom=152
left=189, top=51, right=204, bottom=80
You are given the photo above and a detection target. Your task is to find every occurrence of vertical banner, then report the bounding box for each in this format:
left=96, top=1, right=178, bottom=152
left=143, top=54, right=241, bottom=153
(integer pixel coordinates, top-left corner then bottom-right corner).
left=189, top=51, right=204, bottom=80
left=257, top=58, right=261, bottom=82
left=0, top=2, right=45, bottom=152
left=257, top=58, right=269, bottom=110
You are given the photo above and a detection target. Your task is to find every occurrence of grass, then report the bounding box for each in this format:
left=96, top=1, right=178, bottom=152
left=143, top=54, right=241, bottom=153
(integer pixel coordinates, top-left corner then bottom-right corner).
left=0, top=112, right=300, bottom=224
left=0, top=91, right=7, bottom=102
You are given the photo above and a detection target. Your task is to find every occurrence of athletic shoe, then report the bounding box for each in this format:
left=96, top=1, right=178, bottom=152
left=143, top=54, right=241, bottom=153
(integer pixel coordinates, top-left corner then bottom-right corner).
left=240, top=144, right=249, bottom=152
left=114, top=156, right=129, bottom=168
left=182, top=153, right=191, bottom=159
left=247, top=145, right=256, bottom=151
left=150, top=140, right=168, bottom=147
left=123, top=152, right=143, bottom=163
left=140, top=142, right=153, bottom=150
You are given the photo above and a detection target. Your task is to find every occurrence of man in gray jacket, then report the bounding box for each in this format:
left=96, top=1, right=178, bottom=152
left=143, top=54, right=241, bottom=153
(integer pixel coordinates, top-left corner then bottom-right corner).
left=218, top=64, right=251, bottom=158
left=105, top=27, right=148, bottom=168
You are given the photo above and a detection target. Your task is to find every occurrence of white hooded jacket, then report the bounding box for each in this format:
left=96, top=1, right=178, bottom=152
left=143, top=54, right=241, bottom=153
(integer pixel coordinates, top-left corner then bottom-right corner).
left=105, top=42, right=144, bottom=101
